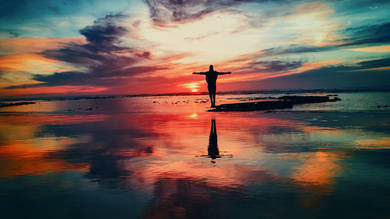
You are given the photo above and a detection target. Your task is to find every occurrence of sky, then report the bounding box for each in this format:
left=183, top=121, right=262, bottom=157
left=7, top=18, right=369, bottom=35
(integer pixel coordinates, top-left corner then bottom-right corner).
left=0, top=0, right=390, bottom=98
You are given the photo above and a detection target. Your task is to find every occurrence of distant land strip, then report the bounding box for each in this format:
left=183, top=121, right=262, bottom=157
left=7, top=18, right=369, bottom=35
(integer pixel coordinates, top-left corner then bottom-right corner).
left=0, top=101, right=36, bottom=108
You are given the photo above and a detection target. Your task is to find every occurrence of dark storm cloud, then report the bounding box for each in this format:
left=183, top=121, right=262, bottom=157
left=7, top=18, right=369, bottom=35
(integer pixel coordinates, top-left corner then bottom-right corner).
left=79, top=14, right=129, bottom=53
left=5, top=14, right=162, bottom=90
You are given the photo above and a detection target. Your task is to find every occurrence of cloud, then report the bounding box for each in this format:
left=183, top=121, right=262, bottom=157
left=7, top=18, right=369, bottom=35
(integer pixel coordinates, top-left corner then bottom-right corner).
left=331, top=0, right=390, bottom=16
left=253, top=60, right=304, bottom=72
left=357, top=57, right=390, bottom=69
left=5, top=71, right=86, bottom=89
left=243, top=17, right=390, bottom=60
left=0, top=0, right=90, bottom=36
left=42, top=14, right=141, bottom=60
left=78, top=14, right=132, bottom=54
left=144, top=0, right=288, bottom=27
left=253, top=19, right=390, bottom=58
left=144, top=0, right=215, bottom=26
left=0, top=37, right=83, bottom=54
left=184, top=31, right=220, bottom=41
left=232, top=18, right=390, bottom=73
left=0, top=0, right=142, bottom=38
left=0, top=0, right=130, bottom=25
left=5, top=14, right=163, bottom=92
left=254, top=57, right=390, bottom=90
left=337, top=19, right=390, bottom=47
left=257, top=45, right=334, bottom=58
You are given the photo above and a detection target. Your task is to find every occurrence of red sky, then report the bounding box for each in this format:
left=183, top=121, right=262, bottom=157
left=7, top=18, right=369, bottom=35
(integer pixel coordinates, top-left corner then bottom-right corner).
left=1, top=0, right=390, bottom=99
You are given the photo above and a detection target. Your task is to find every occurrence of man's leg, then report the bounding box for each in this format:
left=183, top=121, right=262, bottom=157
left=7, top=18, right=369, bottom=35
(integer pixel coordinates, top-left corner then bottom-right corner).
left=208, top=85, right=216, bottom=107
left=208, top=92, right=213, bottom=106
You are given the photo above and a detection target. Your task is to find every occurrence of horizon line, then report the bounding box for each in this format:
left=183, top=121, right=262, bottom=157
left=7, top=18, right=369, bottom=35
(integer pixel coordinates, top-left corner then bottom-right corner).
left=1, top=87, right=390, bottom=102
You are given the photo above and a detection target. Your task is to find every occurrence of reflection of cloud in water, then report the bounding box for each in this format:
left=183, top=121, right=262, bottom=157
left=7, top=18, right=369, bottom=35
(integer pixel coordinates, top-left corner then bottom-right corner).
left=142, top=168, right=279, bottom=219
left=0, top=112, right=347, bottom=188
left=1, top=107, right=390, bottom=217
left=290, top=152, right=344, bottom=186
left=0, top=136, right=89, bottom=177
left=355, top=137, right=390, bottom=149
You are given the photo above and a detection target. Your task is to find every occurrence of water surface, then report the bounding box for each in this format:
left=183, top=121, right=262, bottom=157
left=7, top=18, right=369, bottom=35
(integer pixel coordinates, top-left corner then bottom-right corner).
left=1, top=92, right=389, bottom=218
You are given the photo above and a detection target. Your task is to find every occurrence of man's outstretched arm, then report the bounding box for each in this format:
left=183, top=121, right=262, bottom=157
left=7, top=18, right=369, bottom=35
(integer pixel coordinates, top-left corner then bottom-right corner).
left=216, top=71, right=232, bottom=75
left=193, top=72, right=207, bottom=75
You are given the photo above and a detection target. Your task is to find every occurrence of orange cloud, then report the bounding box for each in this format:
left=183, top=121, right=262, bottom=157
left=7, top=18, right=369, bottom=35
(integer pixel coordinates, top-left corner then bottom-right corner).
left=352, top=66, right=390, bottom=72
left=355, top=137, right=390, bottom=149
left=0, top=37, right=85, bottom=54
left=347, top=45, right=390, bottom=53
left=0, top=53, right=58, bottom=72
left=302, top=60, right=340, bottom=69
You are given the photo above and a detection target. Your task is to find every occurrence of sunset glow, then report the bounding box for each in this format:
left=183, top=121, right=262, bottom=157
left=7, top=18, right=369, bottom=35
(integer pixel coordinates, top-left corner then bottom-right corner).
left=0, top=0, right=389, bottom=99
left=1, top=1, right=389, bottom=215
left=182, top=82, right=200, bottom=93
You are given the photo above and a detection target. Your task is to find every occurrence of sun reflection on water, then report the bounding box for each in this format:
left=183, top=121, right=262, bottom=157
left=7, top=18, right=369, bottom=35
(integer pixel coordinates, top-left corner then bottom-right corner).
left=1, top=95, right=390, bottom=218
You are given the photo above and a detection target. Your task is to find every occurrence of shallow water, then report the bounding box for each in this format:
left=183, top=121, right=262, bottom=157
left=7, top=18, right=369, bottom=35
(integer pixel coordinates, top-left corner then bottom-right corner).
left=1, top=92, right=389, bottom=218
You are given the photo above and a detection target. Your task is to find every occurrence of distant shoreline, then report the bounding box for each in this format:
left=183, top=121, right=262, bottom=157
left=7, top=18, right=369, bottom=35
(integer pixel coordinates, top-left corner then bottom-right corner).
left=0, top=101, right=36, bottom=108
left=1, top=88, right=389, bottom=102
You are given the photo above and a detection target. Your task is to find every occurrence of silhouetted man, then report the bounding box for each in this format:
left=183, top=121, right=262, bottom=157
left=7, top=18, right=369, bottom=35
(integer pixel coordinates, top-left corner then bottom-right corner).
left=193, top=65, right=231, bottom=107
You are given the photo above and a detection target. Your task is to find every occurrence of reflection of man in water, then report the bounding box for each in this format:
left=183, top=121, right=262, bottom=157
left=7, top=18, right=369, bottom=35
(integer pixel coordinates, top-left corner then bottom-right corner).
left=208, top=118, right=220, bottom=163
left=193, top=65, right=231, bottom=107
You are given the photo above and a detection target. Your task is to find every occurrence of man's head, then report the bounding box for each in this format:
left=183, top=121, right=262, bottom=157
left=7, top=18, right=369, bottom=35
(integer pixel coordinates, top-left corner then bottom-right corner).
left=209, top=65, right=214, bottom=71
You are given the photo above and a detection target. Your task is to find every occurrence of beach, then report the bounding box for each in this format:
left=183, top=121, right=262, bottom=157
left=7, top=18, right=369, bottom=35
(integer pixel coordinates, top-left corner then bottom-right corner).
left=1, top=91, right=390, bottom=218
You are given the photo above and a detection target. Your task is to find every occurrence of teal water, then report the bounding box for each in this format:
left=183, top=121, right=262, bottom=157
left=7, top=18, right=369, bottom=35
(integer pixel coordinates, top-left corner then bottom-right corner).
left=0, top=91, right=389, bottom=218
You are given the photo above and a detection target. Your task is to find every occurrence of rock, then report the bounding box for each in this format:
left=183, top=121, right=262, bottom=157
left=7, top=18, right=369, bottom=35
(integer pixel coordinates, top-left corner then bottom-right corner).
left=209, top=95, right=342, bottom=112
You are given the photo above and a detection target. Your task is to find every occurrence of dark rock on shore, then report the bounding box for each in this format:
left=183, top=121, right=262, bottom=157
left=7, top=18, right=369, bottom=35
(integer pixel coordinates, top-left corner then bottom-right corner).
left=278, top=95, right=341, bottom=103
left=210, top=101, right=294, bottom=112
left=209, top=96, right=341, bottom=112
